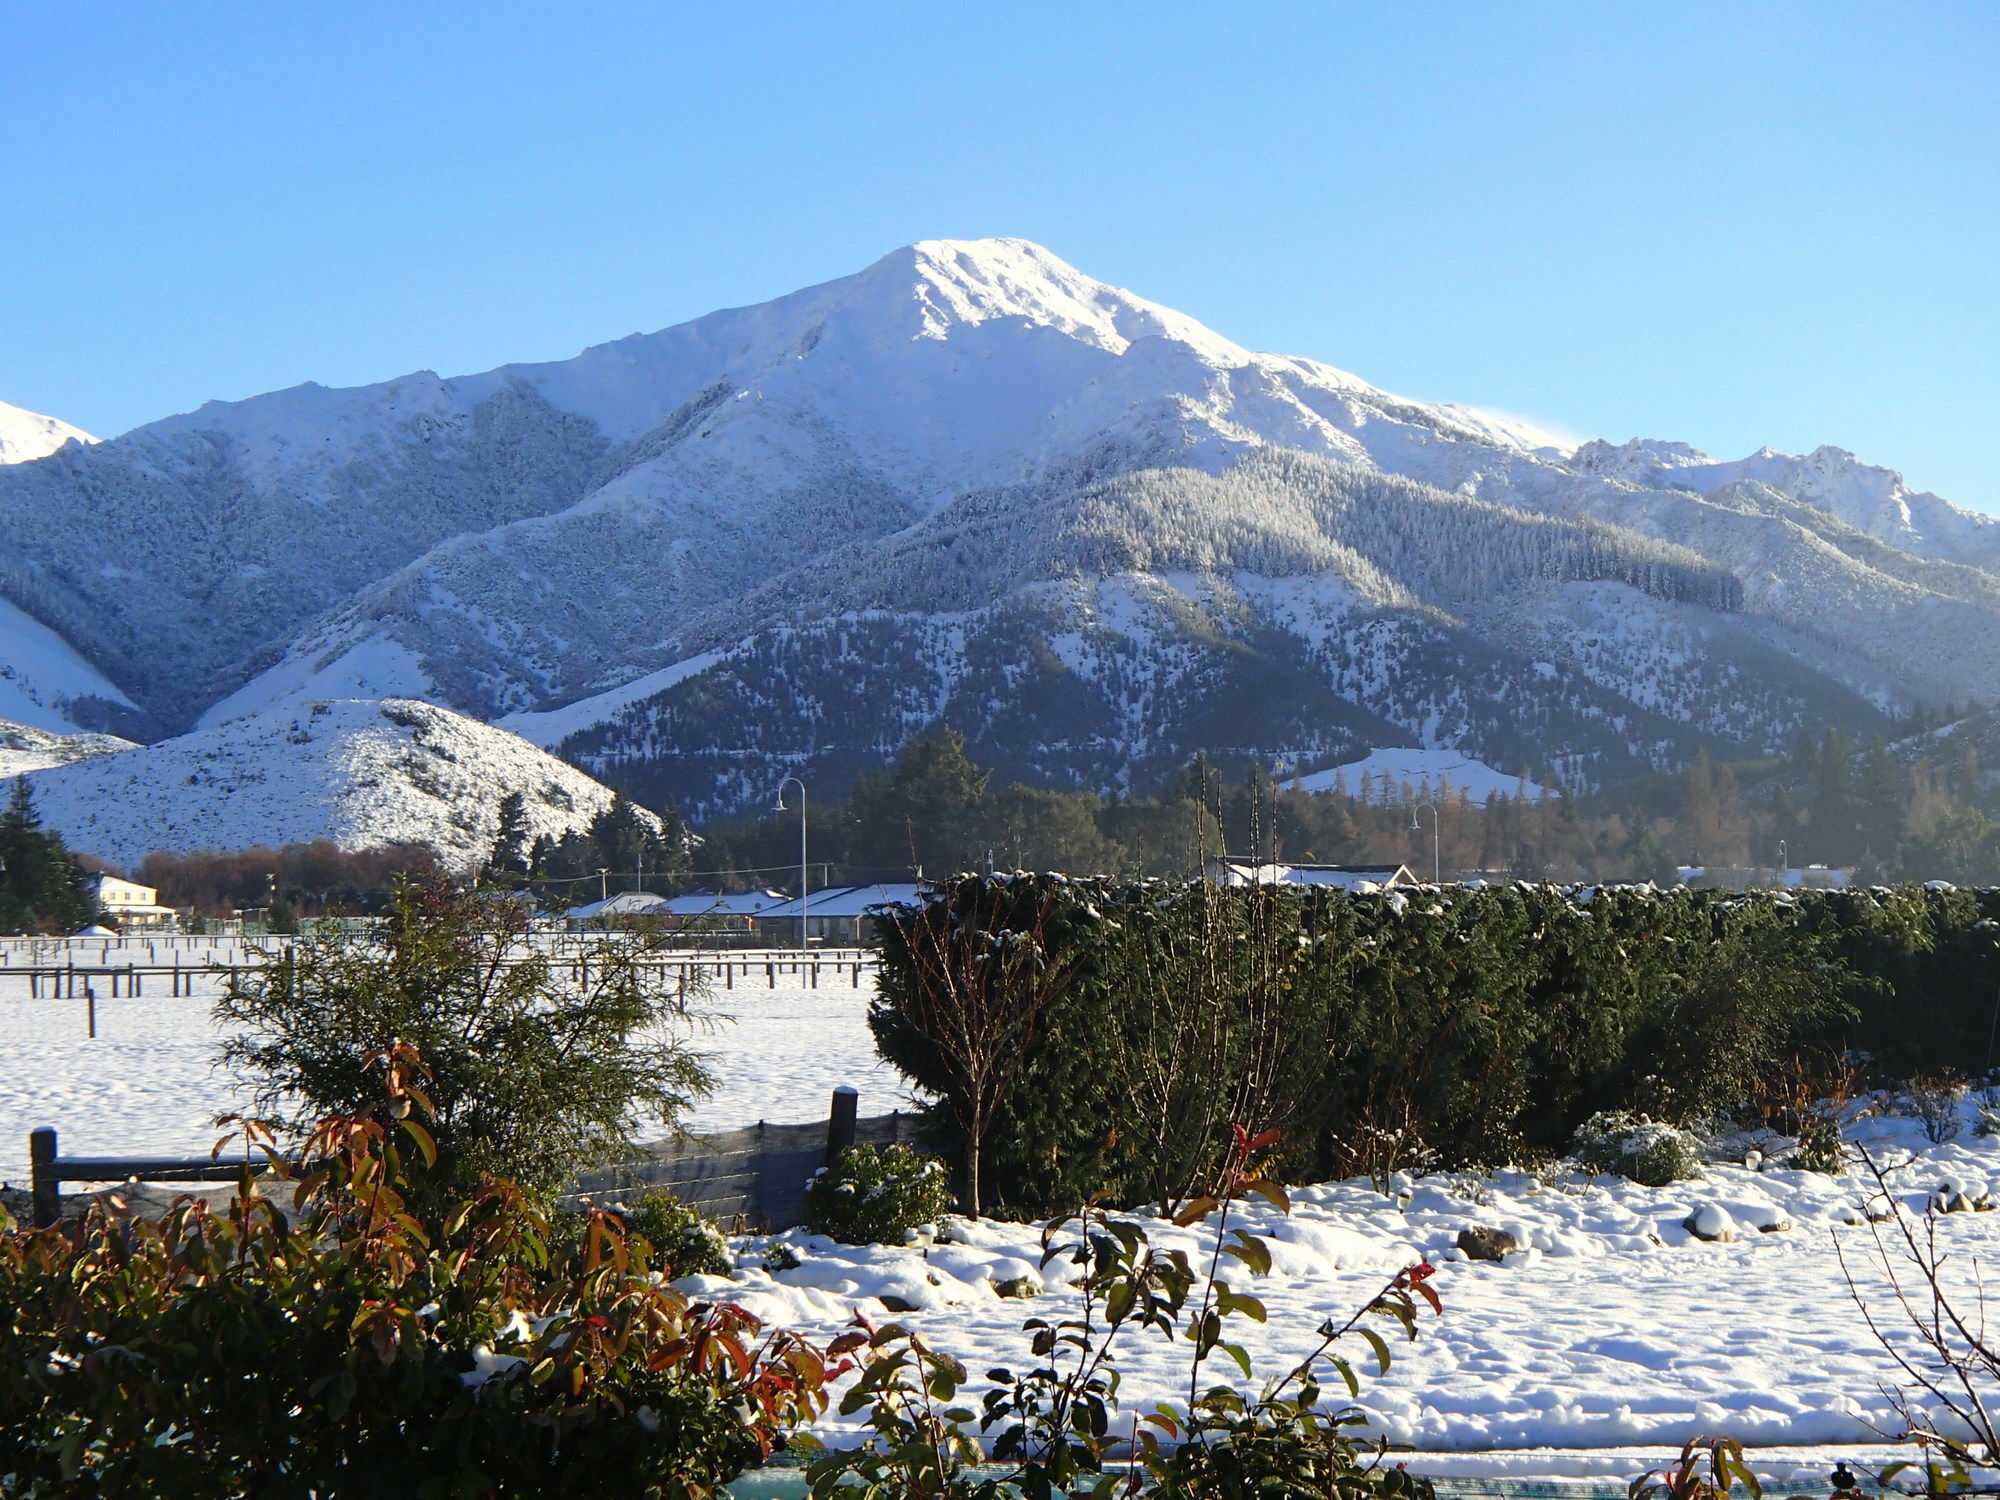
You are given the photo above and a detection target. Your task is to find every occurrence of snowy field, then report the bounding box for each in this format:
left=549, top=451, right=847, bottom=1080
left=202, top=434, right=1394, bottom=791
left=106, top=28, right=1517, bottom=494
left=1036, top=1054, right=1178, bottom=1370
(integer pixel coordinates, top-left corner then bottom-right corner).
left=6, top=938, right=1999, bottom=1456
left=0, top=947, right=900, bottom=1185
left=716, top=1117, right=2000, bottom=1452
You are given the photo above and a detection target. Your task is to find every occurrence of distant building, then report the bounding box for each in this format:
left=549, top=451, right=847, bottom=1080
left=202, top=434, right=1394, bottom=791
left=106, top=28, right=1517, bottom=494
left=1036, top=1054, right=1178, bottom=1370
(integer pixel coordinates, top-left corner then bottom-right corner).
left=89, top=875, right=179, bottom=932
left=563, top=890, right=670, bottom=928
left=754, top=883, right=926, bottom=944
left=1205, top=859, right=1419, bottom=890
left=656, top=890, right=791, bottom=931
left=1676, top=864, right=1853, bottom=891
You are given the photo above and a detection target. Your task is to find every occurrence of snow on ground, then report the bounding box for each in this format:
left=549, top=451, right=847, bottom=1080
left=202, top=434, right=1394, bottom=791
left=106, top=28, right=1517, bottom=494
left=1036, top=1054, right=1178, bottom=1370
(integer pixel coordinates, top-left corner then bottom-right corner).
left=0, top=949, right=895, bottom=1185
left=704, top=1113, right=2000, bottom=1453
left=682, top=971, right=906, bottom=1133
left=1291, top=747, right=1553, bottom=803
left=9, top=935, right=2000, bottom=1454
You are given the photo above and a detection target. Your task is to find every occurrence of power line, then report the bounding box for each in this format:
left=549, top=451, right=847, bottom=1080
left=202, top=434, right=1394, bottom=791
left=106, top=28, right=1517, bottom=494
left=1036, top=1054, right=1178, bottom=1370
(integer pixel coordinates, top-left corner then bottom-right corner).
left=515, top=860, right=918, bottom=888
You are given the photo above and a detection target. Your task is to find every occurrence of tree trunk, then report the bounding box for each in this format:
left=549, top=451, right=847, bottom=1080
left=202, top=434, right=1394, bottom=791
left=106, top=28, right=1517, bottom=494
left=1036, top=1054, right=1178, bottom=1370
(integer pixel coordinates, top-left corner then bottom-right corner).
left=966, top=1126, right=983, bottom=1219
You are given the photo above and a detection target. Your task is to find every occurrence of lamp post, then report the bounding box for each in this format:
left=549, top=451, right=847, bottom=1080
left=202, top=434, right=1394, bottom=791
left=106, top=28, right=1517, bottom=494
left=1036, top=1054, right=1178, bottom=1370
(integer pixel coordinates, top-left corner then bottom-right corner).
left=775, top=777, right=808, bottom=950
left=1409, top=801, right=1441, bottom=884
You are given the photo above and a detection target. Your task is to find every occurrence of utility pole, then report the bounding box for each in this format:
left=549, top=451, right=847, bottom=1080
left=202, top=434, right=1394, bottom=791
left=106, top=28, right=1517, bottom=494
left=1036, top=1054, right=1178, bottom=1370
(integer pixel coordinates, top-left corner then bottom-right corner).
left=597, top=868, right=609, bottom=901
left=775, top=777, right=808, bottom=950
left=1410, top=801, right=1441, bottom=884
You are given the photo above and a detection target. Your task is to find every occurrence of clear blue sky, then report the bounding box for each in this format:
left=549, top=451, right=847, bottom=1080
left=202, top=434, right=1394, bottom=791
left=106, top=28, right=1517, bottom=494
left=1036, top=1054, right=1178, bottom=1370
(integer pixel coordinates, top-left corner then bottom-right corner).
left=5, top=3, right=1997, bottom=510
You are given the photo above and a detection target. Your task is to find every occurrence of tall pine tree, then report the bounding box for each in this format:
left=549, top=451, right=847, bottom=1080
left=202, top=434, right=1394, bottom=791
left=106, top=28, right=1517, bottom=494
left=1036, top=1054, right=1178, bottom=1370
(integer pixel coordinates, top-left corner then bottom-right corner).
left=0, top=779, right=97, bottom=934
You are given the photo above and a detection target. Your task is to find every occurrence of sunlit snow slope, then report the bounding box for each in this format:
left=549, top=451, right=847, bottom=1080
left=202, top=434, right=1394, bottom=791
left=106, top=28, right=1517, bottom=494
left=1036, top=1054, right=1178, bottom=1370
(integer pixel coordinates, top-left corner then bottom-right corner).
left=19, top=698, right=653, bottom=872
left=3, top=240, right=1996, bottom=812
left=0, top=399, right=95, bottom=465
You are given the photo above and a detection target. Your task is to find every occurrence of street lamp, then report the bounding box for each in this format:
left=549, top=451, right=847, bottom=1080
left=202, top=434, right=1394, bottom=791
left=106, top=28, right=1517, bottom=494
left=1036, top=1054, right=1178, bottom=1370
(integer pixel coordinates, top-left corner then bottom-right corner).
left=774, top=777, right=808, bottom=950
left=1409, top=801, right=1441, bottom=884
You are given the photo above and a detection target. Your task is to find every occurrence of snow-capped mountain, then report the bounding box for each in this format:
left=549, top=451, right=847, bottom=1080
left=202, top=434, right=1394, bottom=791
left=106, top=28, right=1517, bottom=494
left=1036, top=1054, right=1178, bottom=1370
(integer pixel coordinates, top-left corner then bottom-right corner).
left=17, top=698, right=654, bottom=872
left=0, top=400, right=95, bottom=465
left=2, top=239, right=1996, bottom=819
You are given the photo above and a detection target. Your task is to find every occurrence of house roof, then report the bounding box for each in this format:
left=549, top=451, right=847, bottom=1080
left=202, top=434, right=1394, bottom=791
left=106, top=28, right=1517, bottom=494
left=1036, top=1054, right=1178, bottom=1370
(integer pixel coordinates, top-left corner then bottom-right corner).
left=565, top=891, right=669, bottom=920
left=756, top=883, right=926, bottom=920
left=657, top=890, right=790, bottom=917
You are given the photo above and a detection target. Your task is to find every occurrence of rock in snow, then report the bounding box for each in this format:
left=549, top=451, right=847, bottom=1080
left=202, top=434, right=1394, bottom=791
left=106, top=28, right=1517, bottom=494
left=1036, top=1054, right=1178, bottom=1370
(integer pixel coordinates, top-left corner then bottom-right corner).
left=17, top=698, right=651, bottom=872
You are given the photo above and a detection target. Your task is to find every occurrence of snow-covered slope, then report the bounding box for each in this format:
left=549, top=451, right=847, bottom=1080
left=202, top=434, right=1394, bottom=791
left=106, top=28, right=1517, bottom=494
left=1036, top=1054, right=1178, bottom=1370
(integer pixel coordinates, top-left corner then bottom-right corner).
left=1291, top=748, right=1553, bottom=803
left=0, top=400, right=95, bottom=464
left=18, top=698, right=651, bottom=872
left=5, top=237, right=1997, bottom=810
left=0, top=594, right=140, bottom=735
left=0, top=719, right=136, bottom=778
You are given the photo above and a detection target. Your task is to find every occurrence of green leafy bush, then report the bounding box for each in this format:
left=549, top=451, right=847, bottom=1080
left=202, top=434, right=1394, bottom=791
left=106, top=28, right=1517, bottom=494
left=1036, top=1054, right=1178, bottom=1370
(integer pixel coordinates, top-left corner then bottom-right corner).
left=1572, top=1111, right=1703, bottom=1186
left=868, top=875, right=1955, bottom=1212
left=622, top=1190, right=732, bottom=1279
left=217, top=878, right=713, bottom=1215
left=804, top=1142, right=953, bottom=1245
left=0, top=1047, right=825, bottom=1498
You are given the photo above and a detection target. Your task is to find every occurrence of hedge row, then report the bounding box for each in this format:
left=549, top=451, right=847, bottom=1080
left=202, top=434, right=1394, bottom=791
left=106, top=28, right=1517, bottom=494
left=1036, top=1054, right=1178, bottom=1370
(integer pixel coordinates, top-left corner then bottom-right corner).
left=870, top=877, right=2000, bottom=1212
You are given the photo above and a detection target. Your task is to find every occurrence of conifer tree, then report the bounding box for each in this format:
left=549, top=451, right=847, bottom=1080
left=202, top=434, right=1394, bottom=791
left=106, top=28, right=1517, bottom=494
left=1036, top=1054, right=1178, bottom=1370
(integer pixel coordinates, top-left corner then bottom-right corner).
left=485, top=791, right=533, bottom=883
left=1856, top=741, right=1907, bottom=870
left=1810, top=729, right=1859, bottom=865
left=845, top=727, right=993, bottom=877
left=0, top=779, right=97, bottom=934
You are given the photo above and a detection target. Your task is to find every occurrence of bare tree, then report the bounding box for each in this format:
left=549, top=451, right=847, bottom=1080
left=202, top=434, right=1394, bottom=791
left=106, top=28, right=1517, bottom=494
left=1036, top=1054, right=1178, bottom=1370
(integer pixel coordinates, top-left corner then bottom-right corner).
left=1836, top=1142, right=2000, bottom=1469
left=876, top=879, right=1073, bottom=1218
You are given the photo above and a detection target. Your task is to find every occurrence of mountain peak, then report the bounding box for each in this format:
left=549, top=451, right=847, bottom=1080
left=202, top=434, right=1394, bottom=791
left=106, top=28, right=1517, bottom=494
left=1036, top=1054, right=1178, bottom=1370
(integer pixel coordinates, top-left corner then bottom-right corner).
left=0, top=399, right=97, bottom=464
left=846, top=237, right=1251, bottom=363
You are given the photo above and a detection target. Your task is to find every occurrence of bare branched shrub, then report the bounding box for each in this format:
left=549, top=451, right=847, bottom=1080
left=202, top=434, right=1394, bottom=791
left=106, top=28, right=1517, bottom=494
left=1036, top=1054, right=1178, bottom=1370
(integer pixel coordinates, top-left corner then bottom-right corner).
left=1836, top=1145, right=2000, bottom=1466
left=1905, top=1072, right=1968, bottom=1146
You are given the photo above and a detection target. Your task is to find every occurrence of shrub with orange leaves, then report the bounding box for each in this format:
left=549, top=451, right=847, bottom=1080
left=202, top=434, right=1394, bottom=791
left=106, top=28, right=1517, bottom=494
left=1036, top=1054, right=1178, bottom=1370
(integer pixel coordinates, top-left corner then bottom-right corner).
left=0, top=1045, right=828, bottom=1498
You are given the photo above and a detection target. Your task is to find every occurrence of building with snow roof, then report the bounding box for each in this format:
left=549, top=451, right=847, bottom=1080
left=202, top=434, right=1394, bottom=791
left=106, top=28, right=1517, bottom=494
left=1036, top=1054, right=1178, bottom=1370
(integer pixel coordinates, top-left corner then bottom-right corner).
left=753, top=882, right=926, bottom=944
left=652, top=889, right=791, bottom=931
left=563, top=890, right=671, bottom=928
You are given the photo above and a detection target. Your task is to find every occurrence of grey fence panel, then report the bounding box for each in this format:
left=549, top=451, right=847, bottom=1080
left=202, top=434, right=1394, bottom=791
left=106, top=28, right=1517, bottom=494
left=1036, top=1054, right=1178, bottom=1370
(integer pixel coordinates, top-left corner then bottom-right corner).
left=29, top=1092, right=926, bottom=1233
left=568, top=1108, right=925, bottom=1231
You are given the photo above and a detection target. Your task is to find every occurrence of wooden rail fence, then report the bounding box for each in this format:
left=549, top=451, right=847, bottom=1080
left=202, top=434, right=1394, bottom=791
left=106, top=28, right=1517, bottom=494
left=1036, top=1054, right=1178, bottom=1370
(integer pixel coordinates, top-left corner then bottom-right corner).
left=0, top=949, right=878, bottom=999
left=27, top=1087, right=914, bottom=1233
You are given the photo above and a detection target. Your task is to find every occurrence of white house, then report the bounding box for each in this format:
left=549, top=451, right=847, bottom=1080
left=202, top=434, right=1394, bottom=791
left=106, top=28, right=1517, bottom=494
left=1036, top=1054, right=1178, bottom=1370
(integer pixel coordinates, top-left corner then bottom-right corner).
left=89, top=874, right=179, bottom=932
left=1676, top=864, right=1853, bottom=891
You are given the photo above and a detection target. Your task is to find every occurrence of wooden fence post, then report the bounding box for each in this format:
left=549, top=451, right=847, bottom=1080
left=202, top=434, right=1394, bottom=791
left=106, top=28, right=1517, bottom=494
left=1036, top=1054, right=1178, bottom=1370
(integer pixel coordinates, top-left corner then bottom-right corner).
left=30, top=1127, right=58, bottom=1229
left=826, top=1086, right=858, bottom=1163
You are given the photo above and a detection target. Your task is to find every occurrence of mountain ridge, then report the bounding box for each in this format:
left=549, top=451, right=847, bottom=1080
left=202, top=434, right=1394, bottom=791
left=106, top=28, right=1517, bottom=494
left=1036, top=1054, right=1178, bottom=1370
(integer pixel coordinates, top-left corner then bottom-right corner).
left=1, top=238, right=1993, bottom=819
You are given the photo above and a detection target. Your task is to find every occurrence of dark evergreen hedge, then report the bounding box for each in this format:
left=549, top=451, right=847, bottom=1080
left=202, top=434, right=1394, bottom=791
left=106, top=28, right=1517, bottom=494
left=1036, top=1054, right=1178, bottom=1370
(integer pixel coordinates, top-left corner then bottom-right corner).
left=870, top=877, right=2000, bottom=1212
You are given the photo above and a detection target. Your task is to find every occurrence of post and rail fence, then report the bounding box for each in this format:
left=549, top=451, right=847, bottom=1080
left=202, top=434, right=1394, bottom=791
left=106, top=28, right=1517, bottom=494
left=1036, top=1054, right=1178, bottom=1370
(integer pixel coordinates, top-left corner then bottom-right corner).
left=0, top=945, right=878, bottom=1000
left=26, top=1087, right=911, bottom=1232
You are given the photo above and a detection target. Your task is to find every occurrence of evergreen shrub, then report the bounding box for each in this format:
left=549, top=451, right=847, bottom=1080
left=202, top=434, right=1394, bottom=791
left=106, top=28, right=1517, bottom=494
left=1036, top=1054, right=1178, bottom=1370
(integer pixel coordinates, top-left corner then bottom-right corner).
left=1571, top=1111, right=1704, bottom=1186
left=0, top=1048, right=825, bottom=1497
left=622, top=1191, right=732, bottom=1279
left=874, top=877, right=2000, bottom=1213
left=804, top=1143, right=953, bottom=1245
